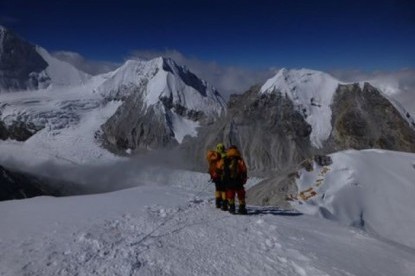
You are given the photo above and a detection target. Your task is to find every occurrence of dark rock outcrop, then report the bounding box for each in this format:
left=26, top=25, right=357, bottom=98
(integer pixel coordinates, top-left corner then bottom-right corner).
left=0, top=120, right=42, bottom=141
left=0, top=164, right=93, bottom=201
left=101, top=86, right=178, bottom=152
left=326, top=83, right=415, bottom=152
left=0, top=26, right=49, bottom=91
left=0, top=165, right=58, bottom=201
left=181, top=85, right=315, bottom=174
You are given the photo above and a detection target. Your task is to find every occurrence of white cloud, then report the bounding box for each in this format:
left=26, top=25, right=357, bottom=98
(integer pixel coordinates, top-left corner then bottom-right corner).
left=52, top=51, right=120, bottom=75
left=330, top=68, right=415, bottom=113
left=330, top=68, right=415, bottom=93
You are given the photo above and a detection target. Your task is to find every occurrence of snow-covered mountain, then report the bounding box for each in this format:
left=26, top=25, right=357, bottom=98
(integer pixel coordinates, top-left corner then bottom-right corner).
left=182, top=68, right=415, bottom=173
left=99, top=57, right=226, bottom=151
left=260, top=68, right=340, bottom=148
left=0, top=25, right=89, bottom=92
left=0, top=53, right=225, bottom=165
left=260, top=68, right=415, bottom=148
left=98, top=57, right=225, bottom=118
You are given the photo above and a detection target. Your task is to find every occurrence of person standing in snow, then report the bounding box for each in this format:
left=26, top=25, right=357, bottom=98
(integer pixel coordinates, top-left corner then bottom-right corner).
left=223, top=145, right=248, bottom=214
left=206, top=143, right=228, bottom=210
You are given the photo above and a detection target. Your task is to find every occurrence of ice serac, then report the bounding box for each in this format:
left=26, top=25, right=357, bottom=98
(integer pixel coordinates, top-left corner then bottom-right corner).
left=100, top=57, right=226, bottom=152
left=0, top=25, right=89, bottom=92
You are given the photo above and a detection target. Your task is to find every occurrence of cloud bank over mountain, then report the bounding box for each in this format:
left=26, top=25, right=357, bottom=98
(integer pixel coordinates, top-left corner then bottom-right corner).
left=52, top=51, right=120, bottom=75
left=52, top=47, right=414, bottom=105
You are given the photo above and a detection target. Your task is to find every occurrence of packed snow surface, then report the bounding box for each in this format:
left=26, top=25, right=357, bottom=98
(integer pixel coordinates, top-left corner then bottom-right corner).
left=260, top=68, right=341, bottom=148
left=292, top=149, right=415, bottom=250
left=0, top=167, right=414, bottom=275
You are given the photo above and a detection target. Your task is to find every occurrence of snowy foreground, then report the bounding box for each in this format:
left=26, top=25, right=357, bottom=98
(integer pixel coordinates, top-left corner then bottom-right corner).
left=292, top=149, right=415, bottom=250
left=1, top=164, right=415, bottom=275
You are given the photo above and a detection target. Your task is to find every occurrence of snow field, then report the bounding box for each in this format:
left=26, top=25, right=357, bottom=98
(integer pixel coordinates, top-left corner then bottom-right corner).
left=292, top=149, right=415, bottom=250
left=0, top=169, right=414, bottom=276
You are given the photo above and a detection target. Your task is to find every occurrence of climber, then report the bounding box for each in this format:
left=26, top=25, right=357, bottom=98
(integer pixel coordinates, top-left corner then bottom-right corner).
left=222, top=145, right=248, bottom=214
left=206, top=143, right=228, bottom=210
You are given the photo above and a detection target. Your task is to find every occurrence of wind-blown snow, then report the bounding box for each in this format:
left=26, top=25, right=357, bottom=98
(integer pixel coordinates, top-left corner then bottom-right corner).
left=0, top=169, right=414, bottom=275
left=36, top=47, right=90, bottom=88
left=261, top=68, right=341, bottom=148
left=292, top=149, right=415, bottom=250
left=364, top=80, right=415, bottom=129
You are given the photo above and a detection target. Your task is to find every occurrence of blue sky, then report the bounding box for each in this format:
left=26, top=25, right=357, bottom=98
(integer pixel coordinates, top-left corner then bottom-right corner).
left=1, top=0, right=414, bottom=71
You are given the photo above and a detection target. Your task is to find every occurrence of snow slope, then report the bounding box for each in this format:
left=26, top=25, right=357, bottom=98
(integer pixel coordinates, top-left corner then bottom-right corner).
left=260, top=68, right=341, bottom=148
left=0, top=169, right=414, bottom=276
left=36, top=47, right=91, bottom=88
left=291, top=149, right=415, bottom=250
left=0, top=85, right=122, bottom=165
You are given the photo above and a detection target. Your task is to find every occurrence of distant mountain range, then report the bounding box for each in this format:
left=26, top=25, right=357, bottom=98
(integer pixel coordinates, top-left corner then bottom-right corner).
left=1, top=25, right=414, bottom=176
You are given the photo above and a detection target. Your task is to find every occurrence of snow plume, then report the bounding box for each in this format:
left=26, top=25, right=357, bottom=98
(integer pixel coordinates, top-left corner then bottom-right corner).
left=1, top=148, right=198, bottom=195
left=52, top=51, right=120, bottom=75
left=130, top=49, right=274, bottom=99
left=330, top=68, right=415, bottom=94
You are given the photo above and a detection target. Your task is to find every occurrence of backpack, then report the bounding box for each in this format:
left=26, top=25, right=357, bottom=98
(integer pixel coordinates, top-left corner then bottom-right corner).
left=206, top=150, right=223, bottom=181
left=223, top=156, right=247, bottom=184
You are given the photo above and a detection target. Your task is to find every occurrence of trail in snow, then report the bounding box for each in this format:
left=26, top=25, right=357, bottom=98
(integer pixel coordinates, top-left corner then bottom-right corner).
left=1, top=176, right=414, bottom=276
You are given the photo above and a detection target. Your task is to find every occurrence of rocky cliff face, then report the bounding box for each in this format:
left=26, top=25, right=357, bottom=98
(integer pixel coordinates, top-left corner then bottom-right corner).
left=244, top=81, right=415, bottom=206
left=0, top=120, right=42, bottom=141
left=101, top=85, right=178, bottom=152
left=181, top=85, right=315, bottom=174
left=326, top=82, right=415, bottom=152
left=0, top=26, right=49, bottom=91
left=179, top=71, right=415, bottom=206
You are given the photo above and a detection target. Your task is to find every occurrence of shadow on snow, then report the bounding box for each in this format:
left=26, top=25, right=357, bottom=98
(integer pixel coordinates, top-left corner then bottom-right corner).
left=246, top=206, right=303, bottom=217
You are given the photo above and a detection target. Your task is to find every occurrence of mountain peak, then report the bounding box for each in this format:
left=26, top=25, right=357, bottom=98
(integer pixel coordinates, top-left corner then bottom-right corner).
left=260, top=68, right=341, bottom=148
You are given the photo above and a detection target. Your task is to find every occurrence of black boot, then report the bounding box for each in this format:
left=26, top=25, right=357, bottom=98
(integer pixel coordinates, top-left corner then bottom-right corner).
left=215, top=198, right=222, bottom=208
left=238, top=204, right=247, bottom=215
left=229, top=203, right=236, bottom=214
left=221, top=200, right=228, bottom=211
